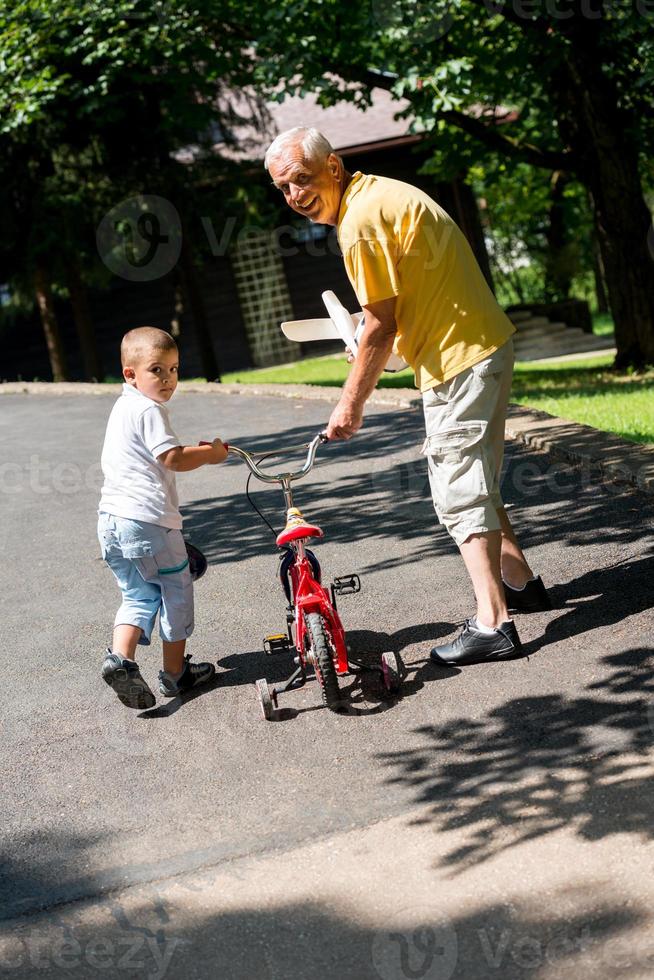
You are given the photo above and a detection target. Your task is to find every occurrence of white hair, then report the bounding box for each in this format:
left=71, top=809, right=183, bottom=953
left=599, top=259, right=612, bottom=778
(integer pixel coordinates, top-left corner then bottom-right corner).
left=264, top=127, right=335, bottom=172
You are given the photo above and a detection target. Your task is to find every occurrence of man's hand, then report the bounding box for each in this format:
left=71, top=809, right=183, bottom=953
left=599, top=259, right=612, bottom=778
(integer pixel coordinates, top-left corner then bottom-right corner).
left=326, top=400, right=363, bottom=440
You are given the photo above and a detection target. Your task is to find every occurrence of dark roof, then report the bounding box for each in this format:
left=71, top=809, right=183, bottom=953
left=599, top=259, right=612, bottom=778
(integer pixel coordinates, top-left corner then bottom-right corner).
left=211, top=86, right=417, bottom=162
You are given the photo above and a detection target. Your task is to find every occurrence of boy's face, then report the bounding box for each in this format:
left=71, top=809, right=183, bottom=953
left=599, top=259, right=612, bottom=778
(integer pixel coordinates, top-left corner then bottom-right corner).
left=123, top=347, right=179, bottom=403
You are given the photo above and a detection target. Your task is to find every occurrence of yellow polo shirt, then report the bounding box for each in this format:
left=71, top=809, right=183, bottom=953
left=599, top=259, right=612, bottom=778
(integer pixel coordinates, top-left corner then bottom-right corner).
left=337, top=172, right=515, bottom=391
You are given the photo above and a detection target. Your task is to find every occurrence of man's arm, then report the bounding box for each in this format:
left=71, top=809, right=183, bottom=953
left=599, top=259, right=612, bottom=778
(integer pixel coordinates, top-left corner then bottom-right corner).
left=326, top=296, right=397, bottom=440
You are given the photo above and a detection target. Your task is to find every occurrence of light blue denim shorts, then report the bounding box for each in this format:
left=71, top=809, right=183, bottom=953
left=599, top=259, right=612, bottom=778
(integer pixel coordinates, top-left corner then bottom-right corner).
left=98, top=513, right=194, bottom=645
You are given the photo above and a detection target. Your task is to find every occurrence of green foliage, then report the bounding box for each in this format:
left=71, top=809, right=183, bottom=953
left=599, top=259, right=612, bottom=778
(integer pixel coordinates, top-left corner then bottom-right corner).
left=252, top=0, right=654, bottom=324
left=468, top=160, right=594, bottom=304
left=0, top=0, right=262, bottom=287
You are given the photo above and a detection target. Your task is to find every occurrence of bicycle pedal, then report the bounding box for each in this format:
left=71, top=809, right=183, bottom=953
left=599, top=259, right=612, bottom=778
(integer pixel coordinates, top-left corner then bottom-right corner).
left=263, top=633, right=292, bottom=655
left=332, top=574, right=361, bottom=596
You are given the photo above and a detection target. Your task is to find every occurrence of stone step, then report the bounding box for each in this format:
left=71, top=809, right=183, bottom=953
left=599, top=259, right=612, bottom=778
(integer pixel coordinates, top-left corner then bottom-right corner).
left=514, top=325, right=593, bottom=346
left=515, top=327, right=610, bottom=346
left=514, top=322, right=568, bottom=341
left=506, top=307, right=612, bottom=360
left=515, top=336, right=615, bottom=361
left=513, top=315, right=551, bottom=329
left=516, top=329, right=609, bottom=348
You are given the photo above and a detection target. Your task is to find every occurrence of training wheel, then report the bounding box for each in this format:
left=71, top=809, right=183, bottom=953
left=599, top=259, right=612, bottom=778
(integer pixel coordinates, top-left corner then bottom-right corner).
left=255, top=678, right=275, bottom=720
left=381, top=651, right=403, bottom=694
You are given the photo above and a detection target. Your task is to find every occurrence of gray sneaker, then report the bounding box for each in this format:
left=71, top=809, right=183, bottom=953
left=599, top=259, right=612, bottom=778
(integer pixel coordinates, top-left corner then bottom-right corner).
left=102, top=649, right=156, bottom=709
left=158, top=655, right=216, bottom=697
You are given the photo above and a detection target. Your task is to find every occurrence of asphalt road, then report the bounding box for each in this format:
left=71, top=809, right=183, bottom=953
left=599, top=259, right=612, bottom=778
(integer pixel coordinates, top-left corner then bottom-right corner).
left=1, top=389, right=654, bottom=978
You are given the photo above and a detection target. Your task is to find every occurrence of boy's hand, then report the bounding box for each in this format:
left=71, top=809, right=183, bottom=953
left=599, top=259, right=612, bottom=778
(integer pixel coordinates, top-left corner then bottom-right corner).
left=199, top=439, right=229, bottom=463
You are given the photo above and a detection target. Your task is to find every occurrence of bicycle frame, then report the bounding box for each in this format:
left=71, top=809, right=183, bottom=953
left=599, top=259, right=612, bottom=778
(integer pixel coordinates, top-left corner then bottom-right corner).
left=227, top=430, right=402, bottom=717
left=288, top=539, right=349, bottom=675
left=227, top=433, right=349, bottom=674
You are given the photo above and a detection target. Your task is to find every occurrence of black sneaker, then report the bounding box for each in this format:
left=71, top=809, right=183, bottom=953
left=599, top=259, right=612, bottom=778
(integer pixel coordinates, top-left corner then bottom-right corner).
left=158, top=655, right=216, bottom=697
left=102, top=649, right=156, bottom=709
left=430, top=619, right=522, bottom=666
left=503, top=575, right=552, bottom=613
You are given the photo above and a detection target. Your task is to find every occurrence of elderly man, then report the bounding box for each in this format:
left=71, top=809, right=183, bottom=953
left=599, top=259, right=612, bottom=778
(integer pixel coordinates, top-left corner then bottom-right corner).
left=265, top=126, right=551, bottom=665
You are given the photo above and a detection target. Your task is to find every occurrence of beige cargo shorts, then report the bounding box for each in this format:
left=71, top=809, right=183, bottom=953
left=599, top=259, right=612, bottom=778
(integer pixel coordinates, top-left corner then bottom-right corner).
left=421, top=339, right=514, bottom=546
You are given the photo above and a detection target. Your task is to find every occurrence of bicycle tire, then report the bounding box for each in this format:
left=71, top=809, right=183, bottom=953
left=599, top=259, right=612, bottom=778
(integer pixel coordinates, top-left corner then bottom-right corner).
left=305, top=612, right=342, bottom=712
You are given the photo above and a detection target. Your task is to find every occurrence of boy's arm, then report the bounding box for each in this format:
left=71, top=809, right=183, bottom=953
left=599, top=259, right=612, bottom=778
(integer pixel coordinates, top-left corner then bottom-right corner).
left=159, top=439, right=228, bottom=472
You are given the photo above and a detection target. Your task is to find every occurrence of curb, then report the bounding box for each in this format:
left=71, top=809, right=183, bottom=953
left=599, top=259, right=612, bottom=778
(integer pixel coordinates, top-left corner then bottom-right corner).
left=2, top=380, right=653, bottom=495
left=0, top=380, right=421, bottom=409
left=505, top=404, right=654, bottom=495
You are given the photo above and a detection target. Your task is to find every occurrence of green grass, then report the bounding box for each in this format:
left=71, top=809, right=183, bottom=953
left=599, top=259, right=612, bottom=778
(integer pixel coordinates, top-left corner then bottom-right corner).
left=592, top=311, right=615, bottom=337
left=222, top=311, right=615, bottom=387
left=222, top=354, right=413, bottom=388
left=511, top=356, right=654, bottom=445
left=83, top=311, right=654, bottom=446
left=224, top=350, right=654, bottom=446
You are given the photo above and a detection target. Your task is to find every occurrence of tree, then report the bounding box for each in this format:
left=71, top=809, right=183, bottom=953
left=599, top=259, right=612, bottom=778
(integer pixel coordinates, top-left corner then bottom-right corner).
left=0, top=0, right=263, bottom=380
left=252, top=0, right=654, bottom=366
left=464, top=160, right=592, bottom=305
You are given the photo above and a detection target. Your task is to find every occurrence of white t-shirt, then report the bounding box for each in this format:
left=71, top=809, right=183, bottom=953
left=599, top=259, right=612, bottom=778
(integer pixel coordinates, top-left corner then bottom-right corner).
left=99, top=384, right=183, bottom=529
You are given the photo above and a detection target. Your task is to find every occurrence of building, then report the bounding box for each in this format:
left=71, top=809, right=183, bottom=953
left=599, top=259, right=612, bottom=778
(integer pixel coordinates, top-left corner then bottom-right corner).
left=1, top=89, right=492, bottom=381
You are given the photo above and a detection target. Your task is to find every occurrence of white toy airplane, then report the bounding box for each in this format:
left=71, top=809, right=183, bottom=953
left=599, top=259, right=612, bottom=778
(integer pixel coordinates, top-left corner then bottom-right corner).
left=281, top=290, right=408, bottom=374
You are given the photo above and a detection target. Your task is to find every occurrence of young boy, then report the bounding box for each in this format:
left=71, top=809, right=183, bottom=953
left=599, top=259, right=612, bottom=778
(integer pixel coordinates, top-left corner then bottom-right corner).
left=98, top=326, right=228, bottom=709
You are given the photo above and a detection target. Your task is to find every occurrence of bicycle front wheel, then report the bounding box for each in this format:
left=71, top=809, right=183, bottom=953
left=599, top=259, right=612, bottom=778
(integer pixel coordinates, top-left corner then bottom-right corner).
left=305, top=612, right=342, bottom=712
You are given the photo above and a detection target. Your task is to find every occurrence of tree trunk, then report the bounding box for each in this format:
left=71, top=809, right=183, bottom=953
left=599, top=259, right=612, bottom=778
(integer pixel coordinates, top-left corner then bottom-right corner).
left=450, top=176, right=496, bottom=293
left=592, top=236, right=609, bottom=315
left=560, top=31, right=654, bottom=367
left=178, top=233, right=221, bottom=382
left=34, top=263, right=68, bottom=382
left=588, top=173, right=654, bottom=368
left=544, top=171, right=572, bottom=302
left=66, top=259, right=104, bottom=381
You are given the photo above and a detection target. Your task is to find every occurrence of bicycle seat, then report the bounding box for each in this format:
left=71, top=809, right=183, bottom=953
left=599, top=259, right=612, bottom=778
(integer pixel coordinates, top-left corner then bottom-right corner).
left=276, top=507, right=324, bottom=548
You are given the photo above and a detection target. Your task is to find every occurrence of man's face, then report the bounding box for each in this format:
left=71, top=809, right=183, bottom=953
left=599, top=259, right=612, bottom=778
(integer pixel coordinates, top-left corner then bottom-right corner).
left=124, top=347, right=179, bottom=403
left=269, top=145, right=344, bottom=226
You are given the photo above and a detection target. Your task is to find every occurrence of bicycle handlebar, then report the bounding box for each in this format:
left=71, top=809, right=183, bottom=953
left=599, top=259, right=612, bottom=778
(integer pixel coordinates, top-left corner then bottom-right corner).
left=227, top=430, right=329, bottom=485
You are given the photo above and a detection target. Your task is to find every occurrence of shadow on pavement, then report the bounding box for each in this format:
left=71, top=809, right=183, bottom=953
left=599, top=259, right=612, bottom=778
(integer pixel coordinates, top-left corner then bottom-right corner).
left=213, top=620, right=459, bottom=721
left=182, top=410, right=654, bottom=583
left=522, top=555, right=654, bottom=657
left=137, top=672, right=224, bottom=719
left=0, top=880, right=646, bottom=979
left=376, top=647, right=654, bottom=875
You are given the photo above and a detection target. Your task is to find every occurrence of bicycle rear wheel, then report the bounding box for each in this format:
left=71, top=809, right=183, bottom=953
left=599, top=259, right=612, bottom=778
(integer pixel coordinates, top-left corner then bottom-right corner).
left=305, top=612, right=342, bottom=712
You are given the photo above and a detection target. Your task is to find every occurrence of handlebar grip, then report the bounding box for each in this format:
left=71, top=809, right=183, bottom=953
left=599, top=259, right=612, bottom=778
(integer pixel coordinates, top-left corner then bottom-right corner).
left=199, top=440, right=229, bottom=450
left=319, top=430, right=329, bottom=443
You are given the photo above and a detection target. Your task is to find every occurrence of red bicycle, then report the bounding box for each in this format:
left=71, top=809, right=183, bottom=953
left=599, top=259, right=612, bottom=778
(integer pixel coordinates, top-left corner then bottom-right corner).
left=227, top=431, right=404, bottom=719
